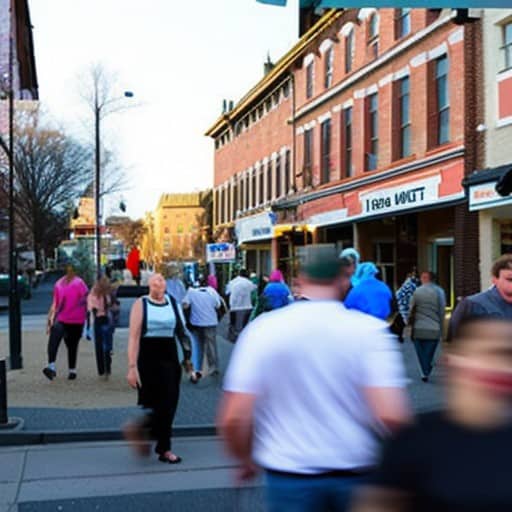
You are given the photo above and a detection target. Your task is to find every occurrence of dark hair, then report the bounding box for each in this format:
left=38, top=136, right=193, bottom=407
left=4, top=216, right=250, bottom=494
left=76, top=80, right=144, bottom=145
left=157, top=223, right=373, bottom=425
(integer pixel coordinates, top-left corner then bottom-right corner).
left=421, top=271, right=436, bottom=282
left=239, top=268, right=249, bottom=278
left=491, top=254, right=512, bottom=278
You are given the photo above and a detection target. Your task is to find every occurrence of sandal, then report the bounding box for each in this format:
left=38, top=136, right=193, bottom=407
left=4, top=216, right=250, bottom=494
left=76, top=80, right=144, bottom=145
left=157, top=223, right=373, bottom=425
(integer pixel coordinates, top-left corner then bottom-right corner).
left=158, top=453, right=182, bottom=464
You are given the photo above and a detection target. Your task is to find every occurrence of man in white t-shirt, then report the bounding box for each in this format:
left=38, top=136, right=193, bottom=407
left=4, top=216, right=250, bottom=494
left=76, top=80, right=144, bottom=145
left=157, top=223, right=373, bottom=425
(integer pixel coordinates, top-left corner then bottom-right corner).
left=225, top=268, right=256, bottom=342
left=218, top=247, right=411, bottom=512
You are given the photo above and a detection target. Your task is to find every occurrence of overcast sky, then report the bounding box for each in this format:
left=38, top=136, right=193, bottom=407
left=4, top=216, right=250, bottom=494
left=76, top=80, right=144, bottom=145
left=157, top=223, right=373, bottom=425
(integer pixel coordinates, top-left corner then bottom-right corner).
left=29, top=0, right=299, bottom=218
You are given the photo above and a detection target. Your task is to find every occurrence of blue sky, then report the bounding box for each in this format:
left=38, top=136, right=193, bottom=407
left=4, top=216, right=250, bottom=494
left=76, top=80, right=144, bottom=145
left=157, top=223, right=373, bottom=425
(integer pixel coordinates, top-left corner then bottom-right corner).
left=29, top=0, right=299, bottom=218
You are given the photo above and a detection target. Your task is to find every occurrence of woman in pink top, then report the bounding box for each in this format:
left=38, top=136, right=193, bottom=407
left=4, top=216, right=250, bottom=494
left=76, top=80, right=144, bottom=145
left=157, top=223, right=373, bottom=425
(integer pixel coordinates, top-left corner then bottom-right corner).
left=43, top=264, right=88, bottom=380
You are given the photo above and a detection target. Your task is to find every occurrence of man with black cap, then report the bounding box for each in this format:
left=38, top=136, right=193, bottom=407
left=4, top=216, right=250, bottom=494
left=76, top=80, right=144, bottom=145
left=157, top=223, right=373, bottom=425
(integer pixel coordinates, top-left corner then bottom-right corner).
left=218, top=246, right=411, bottom=512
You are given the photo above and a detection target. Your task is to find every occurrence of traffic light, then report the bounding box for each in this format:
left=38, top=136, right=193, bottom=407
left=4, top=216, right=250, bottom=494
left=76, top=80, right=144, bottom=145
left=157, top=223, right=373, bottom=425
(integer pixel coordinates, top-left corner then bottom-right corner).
left=119, top=201, right=126, bottom=212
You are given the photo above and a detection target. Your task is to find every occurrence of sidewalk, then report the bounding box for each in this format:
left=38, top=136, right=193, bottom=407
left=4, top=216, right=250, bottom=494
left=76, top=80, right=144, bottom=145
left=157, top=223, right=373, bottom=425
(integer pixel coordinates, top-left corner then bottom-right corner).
left=0, top=437, right=264, bottom=512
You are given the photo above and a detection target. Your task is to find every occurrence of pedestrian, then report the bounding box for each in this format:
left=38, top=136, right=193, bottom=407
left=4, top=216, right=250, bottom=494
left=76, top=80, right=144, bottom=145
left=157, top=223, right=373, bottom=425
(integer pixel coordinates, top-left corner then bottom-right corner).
left=391, top=270, right=419, bottom=342
left=409, top=271, right=446, bottom=382
left=43, top=264, right=88, bottom=381
left=344, top=262, right=393, bottom=320
left=339, top=247, right=360, bottom=287
left=218, top=246, right=410, bottom=512
left=448, top=254, right=512, bottom=339
left=351, top=315, right=512, bottom=512
left=124, top=273, right=193, bottom=463
left=251, top=269, right=293, bottom=319
left=87, top=276, right=116, bottom=378
left=182, top=275, right=222, bottom=382
left=207, top=273, right=218, bottom=291
left=165, top=264, right=186, bottom=303
left=225, top=268, right=256, bottom=342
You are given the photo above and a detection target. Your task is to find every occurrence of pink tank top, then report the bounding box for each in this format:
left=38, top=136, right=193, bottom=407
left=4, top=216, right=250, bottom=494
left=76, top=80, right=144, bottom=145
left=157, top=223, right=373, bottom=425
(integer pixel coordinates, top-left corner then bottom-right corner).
left=54, top=276, right=88, bottom=324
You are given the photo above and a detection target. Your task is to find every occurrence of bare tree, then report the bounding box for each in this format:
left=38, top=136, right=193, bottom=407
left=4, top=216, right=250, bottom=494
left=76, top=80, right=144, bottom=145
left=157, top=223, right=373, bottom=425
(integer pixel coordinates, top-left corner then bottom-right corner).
left=0, top=104, right=92, bottom=267
left=78, top=63, right=134, bottom=198
left=111, top=218, right=146, bottom=249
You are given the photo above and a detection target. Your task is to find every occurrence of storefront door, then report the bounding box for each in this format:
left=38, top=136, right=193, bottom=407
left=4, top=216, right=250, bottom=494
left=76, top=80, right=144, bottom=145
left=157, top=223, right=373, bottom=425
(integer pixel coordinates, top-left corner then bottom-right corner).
left=431, top=238, right=454, bottom=309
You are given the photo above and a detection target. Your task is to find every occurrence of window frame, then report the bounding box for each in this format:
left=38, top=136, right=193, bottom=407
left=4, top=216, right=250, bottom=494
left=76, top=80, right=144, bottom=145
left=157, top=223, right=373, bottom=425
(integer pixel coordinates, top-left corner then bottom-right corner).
left=320, top=118, right=331, bottom=184
left=324, top=47, right=334, bottom=89
left=342, top=106, right=353, bottom=177
left=502, top=22, right=512, bottom=71
left=398, top=76, right=411, bottom=159
left=365, top=92, right=379, bottom=172
left=367, top=13, right=379, bottom=60
left=395, top=8, right=411, bottom=39
left=435, top=55, right=450, bottom=146
left=306, top=61, right=314, bottom=99
left=345, top=29, right=354, bottom=74
left=303, top=128, right=314, bottom=187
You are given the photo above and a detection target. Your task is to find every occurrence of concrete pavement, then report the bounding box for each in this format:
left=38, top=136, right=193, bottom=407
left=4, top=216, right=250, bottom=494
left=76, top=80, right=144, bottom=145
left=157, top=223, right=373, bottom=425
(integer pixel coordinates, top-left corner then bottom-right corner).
left=0, top=437, right=264, bottom=512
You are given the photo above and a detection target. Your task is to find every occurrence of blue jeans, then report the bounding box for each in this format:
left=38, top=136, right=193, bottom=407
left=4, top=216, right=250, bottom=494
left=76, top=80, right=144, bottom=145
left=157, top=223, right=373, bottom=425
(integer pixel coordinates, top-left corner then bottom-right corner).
left=94, top=320, right=114, bottom=375
left=265, top=470, right=368, bottom=512
left=413, top=339, right=438, bottom=377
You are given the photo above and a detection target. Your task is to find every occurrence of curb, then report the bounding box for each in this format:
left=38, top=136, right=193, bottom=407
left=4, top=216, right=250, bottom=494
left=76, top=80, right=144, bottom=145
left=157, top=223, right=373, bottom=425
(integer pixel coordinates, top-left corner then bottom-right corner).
left=0, top=424, right=217, bottom=447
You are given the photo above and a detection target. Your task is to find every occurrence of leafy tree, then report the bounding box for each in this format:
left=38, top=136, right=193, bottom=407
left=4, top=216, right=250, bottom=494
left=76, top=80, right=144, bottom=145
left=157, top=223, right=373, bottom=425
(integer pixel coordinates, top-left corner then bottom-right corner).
left=71, top=240, right=95, bottom=287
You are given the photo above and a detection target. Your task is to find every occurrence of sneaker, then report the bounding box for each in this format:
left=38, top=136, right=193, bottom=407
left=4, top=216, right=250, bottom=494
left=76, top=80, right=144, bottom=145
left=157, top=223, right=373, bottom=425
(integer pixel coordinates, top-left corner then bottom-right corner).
left=421, top=376, right=429, bottom=383
left=68, top=372, right=77, bottom=380
left=42, top=367, right=56, bottom=380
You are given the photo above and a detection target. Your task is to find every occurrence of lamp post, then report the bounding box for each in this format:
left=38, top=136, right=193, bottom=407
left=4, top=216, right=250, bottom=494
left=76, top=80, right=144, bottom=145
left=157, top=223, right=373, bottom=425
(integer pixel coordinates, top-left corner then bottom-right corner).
left=7, top=1, right=21, bottom=370
left=94, top=90, right=133, bottom=278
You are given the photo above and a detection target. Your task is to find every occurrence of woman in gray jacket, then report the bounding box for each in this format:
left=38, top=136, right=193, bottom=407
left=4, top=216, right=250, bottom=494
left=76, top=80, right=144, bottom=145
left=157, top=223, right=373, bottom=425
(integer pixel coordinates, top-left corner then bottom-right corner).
left=409, top=271, right=446, bottom=382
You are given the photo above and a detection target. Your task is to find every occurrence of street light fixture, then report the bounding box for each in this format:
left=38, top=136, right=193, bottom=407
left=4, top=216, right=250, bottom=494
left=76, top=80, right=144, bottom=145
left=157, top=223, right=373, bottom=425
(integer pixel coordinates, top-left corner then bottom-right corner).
left=94, top=90, right=134, bottom=278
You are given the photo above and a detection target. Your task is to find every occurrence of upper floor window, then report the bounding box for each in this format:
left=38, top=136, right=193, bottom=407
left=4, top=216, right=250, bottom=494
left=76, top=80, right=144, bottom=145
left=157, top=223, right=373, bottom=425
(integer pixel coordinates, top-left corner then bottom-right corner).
left=275, top=154, right=282, bottom=198
left=251, top=169, right=257, bottom=208
left=259, top=166, right=265, bottom=205
left=342, top=106, right=353, bottom=177
left=430, top=55, right=450, bottom=147
left=365, top=93, right=379, bottom=171
left=284, top=149, right=291, bottom=194
left=394, top=76, right=411, bottom=159
left=306, top=61, right=314, bottom=99
left=503, top=22, right=512, bottom=70
left=320, top=119, right=331, bottom=184
left=324, top=47, right=334, bottom=89
left=345, top=29, right=354, bottom=74
left=395, top=8, right=411, bottom=39
left=266, top=161, right=273, bottom=202
left=304, top=128, right=314, bottom=187
left=367, top=13, right=379, bottom=60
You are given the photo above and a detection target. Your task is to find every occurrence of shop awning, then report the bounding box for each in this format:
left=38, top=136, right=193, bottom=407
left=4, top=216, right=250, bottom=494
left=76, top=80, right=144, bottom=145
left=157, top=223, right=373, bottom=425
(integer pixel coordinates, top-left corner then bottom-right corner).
left=464, top=164, right=512, bottom=212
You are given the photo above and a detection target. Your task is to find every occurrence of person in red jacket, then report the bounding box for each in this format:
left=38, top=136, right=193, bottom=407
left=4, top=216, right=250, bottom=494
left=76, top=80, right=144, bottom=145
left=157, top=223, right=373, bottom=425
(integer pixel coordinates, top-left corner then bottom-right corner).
left=126, top=247, right=141, bottom=286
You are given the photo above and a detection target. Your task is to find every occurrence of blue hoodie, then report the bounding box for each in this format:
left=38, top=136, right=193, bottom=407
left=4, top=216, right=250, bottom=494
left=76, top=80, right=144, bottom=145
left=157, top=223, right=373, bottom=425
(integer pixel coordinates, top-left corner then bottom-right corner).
left=344, top=262, right=392, bottom=320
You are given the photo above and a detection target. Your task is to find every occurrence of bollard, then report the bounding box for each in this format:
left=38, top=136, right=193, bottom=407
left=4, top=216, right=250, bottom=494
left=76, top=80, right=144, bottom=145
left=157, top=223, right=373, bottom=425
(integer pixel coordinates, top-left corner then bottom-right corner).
left=0, top=359, right=7, bottom=425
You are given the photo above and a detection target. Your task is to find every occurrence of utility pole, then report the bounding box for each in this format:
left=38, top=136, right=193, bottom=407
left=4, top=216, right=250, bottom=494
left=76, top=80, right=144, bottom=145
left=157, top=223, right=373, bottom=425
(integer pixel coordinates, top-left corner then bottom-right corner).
left=8, top=0, right=22, bottom=370
left=94, top=101, right=101, bottom=279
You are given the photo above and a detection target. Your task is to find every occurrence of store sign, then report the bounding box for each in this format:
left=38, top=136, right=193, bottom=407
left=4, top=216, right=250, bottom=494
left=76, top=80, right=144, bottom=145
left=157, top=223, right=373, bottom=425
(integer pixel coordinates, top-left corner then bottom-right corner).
left=307, top=209, right=348, bottom=227
left=359, top=176, right=441, bottom=217
left=235, top=212, right=276, bottom=244
left=469, top=182, right=512, bottom=211
left=206, top=243, right=236, bottom=263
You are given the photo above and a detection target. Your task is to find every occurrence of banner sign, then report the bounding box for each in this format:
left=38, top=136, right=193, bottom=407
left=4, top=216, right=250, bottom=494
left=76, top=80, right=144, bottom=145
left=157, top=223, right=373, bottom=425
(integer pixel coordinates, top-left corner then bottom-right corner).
left=469, top=181, right=512, bottom=211
left=235, top=212, right=277, bottom=244
left=206, top=243, right=236, bottom=263
left=359, top=176, right=441, bottom=218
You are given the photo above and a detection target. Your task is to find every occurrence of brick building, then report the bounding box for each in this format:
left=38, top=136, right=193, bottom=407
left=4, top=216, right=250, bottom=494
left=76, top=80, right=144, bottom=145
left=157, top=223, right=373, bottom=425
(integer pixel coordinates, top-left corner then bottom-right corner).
left=206, top=8, right=483, bottom=303
left=152, top=192, right=211, bottom=264
left=0, top=0, right=38, bottom=270
left=464, top=9, right=512, bottom=289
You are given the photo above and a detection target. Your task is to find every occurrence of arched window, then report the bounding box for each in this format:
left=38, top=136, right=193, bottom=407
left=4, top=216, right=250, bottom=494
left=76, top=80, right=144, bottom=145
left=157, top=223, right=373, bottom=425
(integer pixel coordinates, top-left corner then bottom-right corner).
left=345, top=28, right=354, bottom=73
left=367, top=13, right=379, bottom=59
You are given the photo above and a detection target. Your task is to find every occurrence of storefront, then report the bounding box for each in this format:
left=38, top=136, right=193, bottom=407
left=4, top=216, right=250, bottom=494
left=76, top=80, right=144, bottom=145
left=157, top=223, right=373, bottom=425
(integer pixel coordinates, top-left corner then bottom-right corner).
left=235, top=212, right=275, bottom=277
left=298, top=162, right=465, bottom=306
left=466, top=165, right=512, bottom=289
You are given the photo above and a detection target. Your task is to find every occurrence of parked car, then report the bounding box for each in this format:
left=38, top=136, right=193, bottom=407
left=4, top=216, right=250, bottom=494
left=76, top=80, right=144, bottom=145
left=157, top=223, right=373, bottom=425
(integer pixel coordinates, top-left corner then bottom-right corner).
left=0, top=274, right=32, bottom=299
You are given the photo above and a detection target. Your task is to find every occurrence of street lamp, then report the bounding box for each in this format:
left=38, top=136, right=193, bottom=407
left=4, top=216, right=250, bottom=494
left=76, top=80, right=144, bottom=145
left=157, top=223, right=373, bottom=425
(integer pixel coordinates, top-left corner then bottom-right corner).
left=94, top=90, right=134, bottom=278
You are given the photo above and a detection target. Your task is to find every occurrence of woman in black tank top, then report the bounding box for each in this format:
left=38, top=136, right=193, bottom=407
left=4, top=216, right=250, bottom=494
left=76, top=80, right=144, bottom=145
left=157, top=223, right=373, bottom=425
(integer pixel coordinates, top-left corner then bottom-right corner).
left=124, top=273, right=192, bottom=463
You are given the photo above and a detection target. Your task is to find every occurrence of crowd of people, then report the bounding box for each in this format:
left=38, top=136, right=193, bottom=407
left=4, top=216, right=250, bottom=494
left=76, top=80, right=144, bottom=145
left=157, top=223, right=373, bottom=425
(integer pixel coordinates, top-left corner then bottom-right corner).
left=39, top=249, right=512, bottom=510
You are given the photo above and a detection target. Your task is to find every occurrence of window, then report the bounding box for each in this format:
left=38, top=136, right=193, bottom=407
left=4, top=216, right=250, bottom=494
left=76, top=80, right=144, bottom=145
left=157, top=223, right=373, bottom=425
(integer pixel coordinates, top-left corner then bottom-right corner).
left=259, top=166, right=264, bottom=205
left=275, top=154, right=282, bottom=198
left=283, top=81, right=290, bottom=98
left=273, top=91, right=280, bottom=106
left=345, top=29, right=354, bottom=74
left=265, top=98, right=272, bottom=112
left=306, top=61, right=314, bottom=99
left=367, top=13, right=379, bottom=59
left=503, top=22, right=512, bottom=70
left=320, top=119, right=331, bottom=184
left=266, top=161, right=273, bottom=202
left=397, top=77, right=411, bottom=159
left=342, top=106, right=353, bottom=177
left=240, top=175, right=245, bottom=211
left=303, top=128, right=314, bottom=186
left=251, top=169, right=257, bottom=208
left=285, top=149, right=291, bottom=194
left=245, top=172, right=250, bottom=209
left=366, top=93, right=378, bottom=171
left=436, top=55, right=450, bottom=145
left=324, top=47, right=334, bottom=89
left=233, top=180, right=238, bottom=217
left=395, top=8, right=411, bottom=39
left=227, top=183, right=232, bottom=222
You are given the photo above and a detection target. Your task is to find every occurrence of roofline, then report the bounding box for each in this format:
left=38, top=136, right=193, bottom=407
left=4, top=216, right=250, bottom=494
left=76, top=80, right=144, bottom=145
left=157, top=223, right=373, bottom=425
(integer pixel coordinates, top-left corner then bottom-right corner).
left=204, top=9, right=342, bottom=138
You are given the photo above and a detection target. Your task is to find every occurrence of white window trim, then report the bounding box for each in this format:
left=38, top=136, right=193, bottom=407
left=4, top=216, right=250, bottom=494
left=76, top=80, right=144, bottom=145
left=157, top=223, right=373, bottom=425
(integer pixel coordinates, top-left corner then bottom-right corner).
left=339, top=22, right=355, bottom=37
left=497, top=116, right=512, bottom=128
left=497, top=68, right=512, bottom=82
left=318, top=111, right=332, bottom=123
left=448, top=27, right=464, bottom=46
left=304, top=53, right=315, bottom=66
left=428, top=43, right=448, bottom=61
left=393, top=66, right=410, bottom=81
left=320, top=38, right=334, bottom=54
left=358, top=8, right=377, bottom=22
